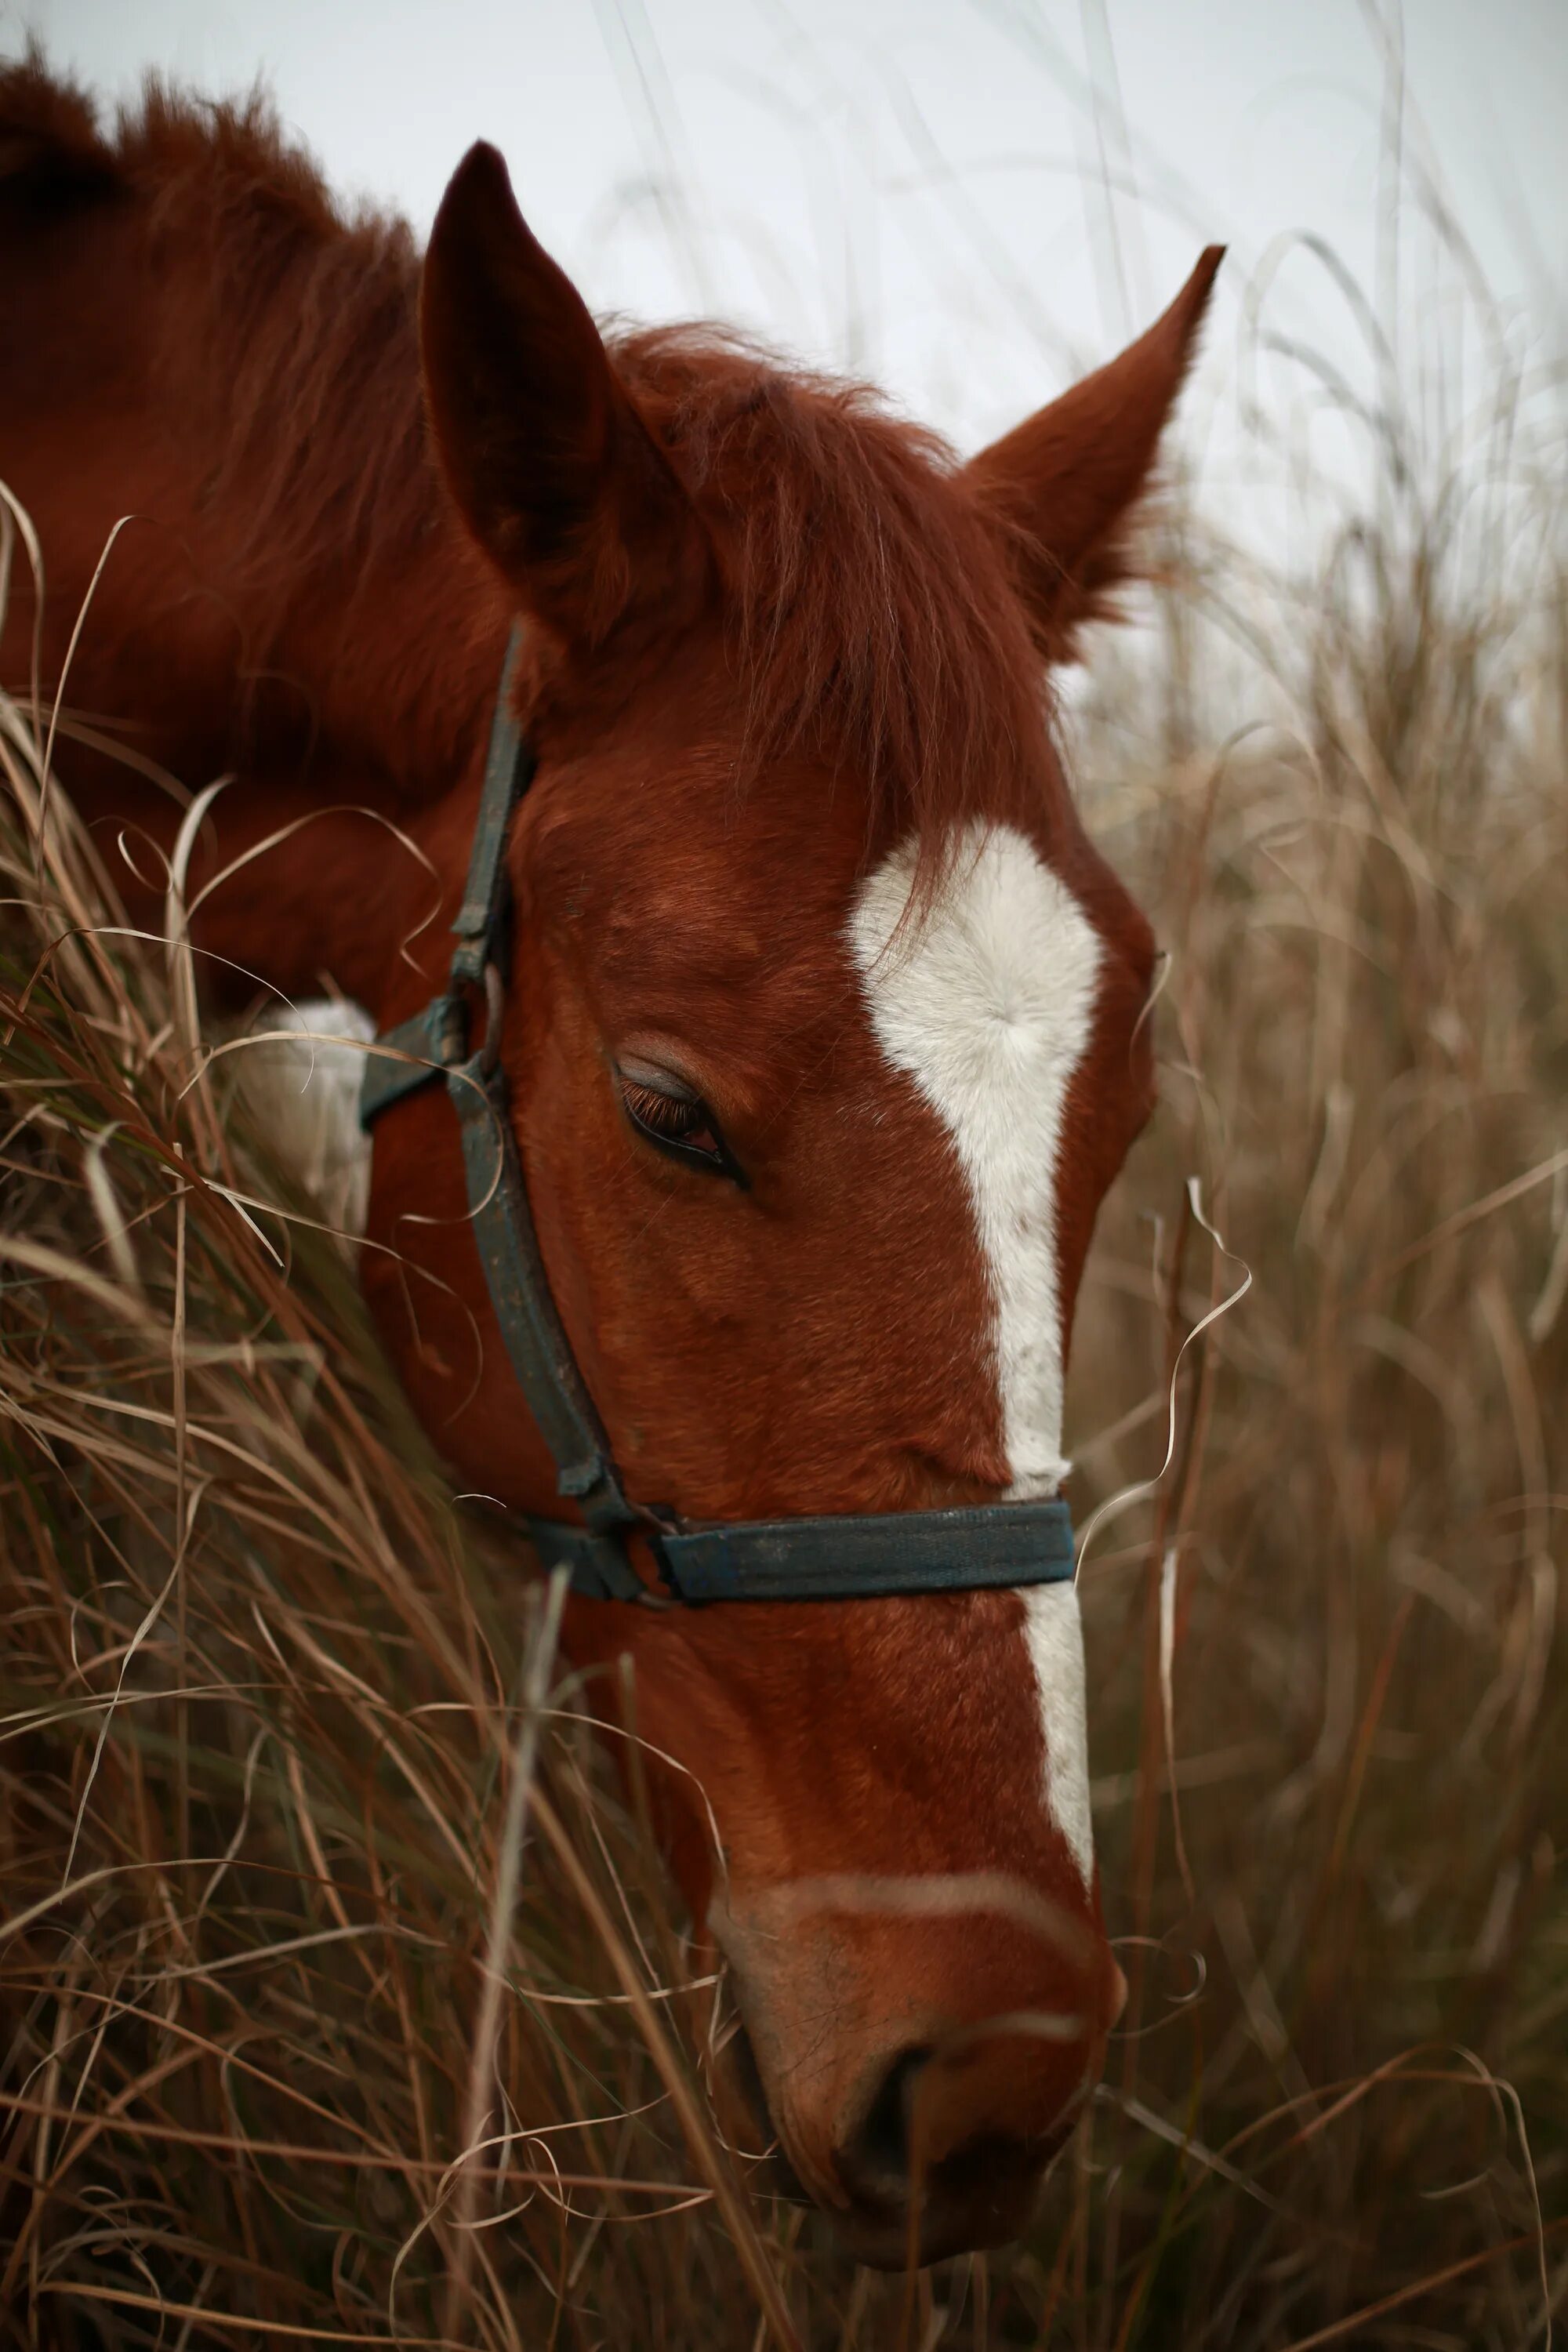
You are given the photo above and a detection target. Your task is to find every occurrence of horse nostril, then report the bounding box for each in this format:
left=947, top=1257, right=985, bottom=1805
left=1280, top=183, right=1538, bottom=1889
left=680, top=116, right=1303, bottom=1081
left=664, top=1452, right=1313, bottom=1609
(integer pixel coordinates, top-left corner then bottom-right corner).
left=838, top=2042, right=933, bottom=2197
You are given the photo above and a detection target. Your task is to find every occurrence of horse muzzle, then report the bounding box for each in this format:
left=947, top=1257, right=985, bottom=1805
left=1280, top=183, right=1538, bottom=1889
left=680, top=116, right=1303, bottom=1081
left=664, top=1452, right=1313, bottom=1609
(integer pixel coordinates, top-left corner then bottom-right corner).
left=710, top=1886, right=1125, bottom=2267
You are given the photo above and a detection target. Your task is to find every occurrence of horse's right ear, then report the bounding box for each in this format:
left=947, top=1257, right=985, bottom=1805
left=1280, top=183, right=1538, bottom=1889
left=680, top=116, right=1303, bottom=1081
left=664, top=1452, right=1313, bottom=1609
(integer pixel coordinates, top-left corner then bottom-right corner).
left=420, top=143, right=710, bottom=649
left=965, top=247, right=1223, bottom=661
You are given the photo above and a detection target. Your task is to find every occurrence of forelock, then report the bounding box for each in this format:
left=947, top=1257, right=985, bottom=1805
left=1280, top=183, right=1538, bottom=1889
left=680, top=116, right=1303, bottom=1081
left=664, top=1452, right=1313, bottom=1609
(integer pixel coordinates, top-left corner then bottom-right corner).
left=611, top=325, right=1065, bottom=880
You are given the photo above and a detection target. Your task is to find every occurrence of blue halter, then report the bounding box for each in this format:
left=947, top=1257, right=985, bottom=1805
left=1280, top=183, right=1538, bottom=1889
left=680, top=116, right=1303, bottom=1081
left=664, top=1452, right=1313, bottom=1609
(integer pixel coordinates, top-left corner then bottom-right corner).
left=360, top=634, right=1077, bottom=1606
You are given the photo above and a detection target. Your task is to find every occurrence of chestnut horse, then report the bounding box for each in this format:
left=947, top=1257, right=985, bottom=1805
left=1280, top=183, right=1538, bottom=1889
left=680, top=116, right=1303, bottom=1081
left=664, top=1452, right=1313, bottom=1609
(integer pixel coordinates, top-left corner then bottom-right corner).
left=0, top=59, right=1219, bottom=2266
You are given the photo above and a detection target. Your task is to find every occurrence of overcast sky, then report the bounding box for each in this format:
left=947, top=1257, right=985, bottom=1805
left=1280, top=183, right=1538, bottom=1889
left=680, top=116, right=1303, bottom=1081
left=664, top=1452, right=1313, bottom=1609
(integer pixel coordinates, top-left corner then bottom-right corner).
left=10, top=1, right=1565, bottom=562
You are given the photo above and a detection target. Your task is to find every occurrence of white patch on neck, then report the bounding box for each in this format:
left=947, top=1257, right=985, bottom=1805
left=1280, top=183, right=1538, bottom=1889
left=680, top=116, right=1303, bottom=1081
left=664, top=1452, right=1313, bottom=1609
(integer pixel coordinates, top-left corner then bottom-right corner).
left=238, top=998, right=375, bottom=1239
left=848, top=820, right=1102, bottom=1885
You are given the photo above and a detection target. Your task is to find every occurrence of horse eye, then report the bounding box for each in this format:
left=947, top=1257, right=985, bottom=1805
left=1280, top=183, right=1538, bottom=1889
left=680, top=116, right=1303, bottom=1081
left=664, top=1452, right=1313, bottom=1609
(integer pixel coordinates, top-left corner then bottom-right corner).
left=615, top=1065, right=747, bottom=1187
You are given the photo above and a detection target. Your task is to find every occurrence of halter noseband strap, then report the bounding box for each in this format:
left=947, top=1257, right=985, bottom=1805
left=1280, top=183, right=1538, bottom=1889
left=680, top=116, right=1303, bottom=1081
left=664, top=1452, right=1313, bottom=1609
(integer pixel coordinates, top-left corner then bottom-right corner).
left=359, top=630, right=1077, bottom=1606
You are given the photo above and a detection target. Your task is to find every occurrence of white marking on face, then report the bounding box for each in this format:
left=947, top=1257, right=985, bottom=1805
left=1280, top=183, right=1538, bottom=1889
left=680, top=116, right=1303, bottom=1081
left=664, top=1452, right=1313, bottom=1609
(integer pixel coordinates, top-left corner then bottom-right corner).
left=848, top=820, right=1102, bottom=1885
left=1018, top=1583, right=1094, bottom=1886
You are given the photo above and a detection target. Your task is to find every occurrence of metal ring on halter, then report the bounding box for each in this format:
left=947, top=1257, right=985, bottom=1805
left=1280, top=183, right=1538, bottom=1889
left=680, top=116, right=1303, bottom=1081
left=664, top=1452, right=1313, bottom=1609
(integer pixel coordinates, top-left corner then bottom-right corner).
left=479, top=961, right=506, bottom=1079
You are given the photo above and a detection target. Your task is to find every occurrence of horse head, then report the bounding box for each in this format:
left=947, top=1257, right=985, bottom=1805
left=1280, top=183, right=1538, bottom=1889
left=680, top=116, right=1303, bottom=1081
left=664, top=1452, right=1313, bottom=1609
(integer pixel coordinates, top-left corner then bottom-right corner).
left=359, top=143, right=1220, bottom=2264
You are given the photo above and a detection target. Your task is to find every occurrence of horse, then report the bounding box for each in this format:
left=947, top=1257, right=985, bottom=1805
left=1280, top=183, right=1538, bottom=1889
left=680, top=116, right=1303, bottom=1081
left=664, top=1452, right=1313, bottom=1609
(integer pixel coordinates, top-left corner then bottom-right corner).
left=0, top=55, right=1219, bottom=2267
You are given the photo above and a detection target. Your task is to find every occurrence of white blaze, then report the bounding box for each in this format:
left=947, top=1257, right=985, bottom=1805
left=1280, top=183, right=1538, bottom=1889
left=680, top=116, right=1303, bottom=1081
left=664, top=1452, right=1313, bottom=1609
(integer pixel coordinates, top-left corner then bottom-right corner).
left=848, top=821, right=1102, bottom=1885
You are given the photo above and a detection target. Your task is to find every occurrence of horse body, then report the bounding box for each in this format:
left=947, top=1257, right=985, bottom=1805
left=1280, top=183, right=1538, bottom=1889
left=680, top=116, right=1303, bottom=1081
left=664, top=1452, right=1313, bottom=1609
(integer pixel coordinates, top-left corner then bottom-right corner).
left=0, top=57, right=1218, bottom=2264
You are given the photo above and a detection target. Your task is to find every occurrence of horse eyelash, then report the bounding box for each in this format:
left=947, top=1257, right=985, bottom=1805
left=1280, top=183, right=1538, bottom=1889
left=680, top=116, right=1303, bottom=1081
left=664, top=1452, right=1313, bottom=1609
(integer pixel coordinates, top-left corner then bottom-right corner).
left=619, top=1079, right=706, bottom=1139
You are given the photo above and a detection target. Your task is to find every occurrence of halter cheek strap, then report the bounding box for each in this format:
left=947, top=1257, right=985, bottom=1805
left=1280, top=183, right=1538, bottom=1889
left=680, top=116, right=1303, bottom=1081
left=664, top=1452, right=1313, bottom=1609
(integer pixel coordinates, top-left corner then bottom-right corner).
left=359, top=629, right=1077, bottom=1606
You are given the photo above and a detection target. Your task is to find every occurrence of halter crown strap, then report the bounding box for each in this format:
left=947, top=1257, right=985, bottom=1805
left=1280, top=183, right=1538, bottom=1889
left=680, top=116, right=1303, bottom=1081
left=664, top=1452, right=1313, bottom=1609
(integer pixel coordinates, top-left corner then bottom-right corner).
left=360, top=630, right=1078, bottom=1606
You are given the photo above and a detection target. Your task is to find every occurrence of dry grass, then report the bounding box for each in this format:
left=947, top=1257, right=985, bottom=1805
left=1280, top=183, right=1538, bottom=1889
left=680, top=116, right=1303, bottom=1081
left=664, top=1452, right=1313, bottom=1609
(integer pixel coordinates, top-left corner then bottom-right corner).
left=2, top=249, right=1566, bottom=2350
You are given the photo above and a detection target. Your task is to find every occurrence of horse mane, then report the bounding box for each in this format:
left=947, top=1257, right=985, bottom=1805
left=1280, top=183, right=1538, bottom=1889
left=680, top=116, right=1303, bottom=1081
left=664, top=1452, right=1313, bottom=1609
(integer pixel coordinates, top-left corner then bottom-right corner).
left=15, top=61, right=445, bottom=608
left=2, top=53, right=1060, bottom=852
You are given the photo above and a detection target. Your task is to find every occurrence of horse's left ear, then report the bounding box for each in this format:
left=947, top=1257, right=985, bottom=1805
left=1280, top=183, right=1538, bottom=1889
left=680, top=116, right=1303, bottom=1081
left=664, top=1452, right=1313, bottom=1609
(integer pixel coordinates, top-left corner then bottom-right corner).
left=420, top=142, right=711, bottom=650
left=965, top=247, right=1223, bottom=659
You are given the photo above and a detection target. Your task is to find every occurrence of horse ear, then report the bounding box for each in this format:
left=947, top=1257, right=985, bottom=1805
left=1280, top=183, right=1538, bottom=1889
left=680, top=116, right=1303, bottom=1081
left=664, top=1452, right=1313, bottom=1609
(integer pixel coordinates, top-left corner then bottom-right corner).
left=420, top=143, right=710, bottom=648
left=965, top=247, right=1223, bottom=659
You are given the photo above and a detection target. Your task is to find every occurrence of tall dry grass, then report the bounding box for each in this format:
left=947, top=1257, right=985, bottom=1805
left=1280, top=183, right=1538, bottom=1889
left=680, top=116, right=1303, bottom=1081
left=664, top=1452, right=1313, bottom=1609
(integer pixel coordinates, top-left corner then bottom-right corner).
left=2, top=246, right=1565, bottom=2351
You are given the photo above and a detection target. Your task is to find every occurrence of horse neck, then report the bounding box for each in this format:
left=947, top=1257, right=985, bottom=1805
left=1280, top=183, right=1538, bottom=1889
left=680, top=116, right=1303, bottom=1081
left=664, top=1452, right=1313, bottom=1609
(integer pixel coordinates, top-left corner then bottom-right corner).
left=1, top=150, right=508, bottom=1007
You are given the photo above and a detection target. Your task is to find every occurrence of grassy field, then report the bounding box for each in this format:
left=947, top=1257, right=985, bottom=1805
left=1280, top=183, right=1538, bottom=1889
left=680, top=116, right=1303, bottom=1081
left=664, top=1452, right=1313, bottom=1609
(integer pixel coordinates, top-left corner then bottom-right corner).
left=1, top=237, right=1565, bottom=2348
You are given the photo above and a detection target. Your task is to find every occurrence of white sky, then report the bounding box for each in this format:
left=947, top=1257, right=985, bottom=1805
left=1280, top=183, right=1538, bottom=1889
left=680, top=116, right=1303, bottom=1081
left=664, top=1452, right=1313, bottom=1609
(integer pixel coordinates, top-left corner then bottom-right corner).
left=10, top=1, right=1566, bottom=568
